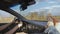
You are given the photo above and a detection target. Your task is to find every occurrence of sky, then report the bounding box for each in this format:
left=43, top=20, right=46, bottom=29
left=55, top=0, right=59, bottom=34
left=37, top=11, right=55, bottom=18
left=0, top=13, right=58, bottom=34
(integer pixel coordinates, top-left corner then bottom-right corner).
left=0, top=0, right=60, bottom=17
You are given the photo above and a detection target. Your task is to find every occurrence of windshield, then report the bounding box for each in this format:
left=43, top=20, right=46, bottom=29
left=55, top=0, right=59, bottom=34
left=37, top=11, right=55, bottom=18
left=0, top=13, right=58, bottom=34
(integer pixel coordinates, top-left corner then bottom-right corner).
left=0, top=0, right=60, bottom=23
left=11, top=0, right=60, bottom=20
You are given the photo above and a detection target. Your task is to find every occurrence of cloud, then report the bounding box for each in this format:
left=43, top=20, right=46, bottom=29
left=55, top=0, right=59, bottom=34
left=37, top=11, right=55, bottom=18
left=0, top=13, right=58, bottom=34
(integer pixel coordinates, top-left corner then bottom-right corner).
left=47, top=1, right=57, bottom=4
left=40, top=5, right=60, bottom=9
left=30, top=5, right=60, bottom=13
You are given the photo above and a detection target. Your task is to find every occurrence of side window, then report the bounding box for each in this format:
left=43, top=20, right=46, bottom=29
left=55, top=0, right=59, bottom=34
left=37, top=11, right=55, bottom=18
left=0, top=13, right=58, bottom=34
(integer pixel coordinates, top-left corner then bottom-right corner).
left=0, top=10, right=15, bottom=23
